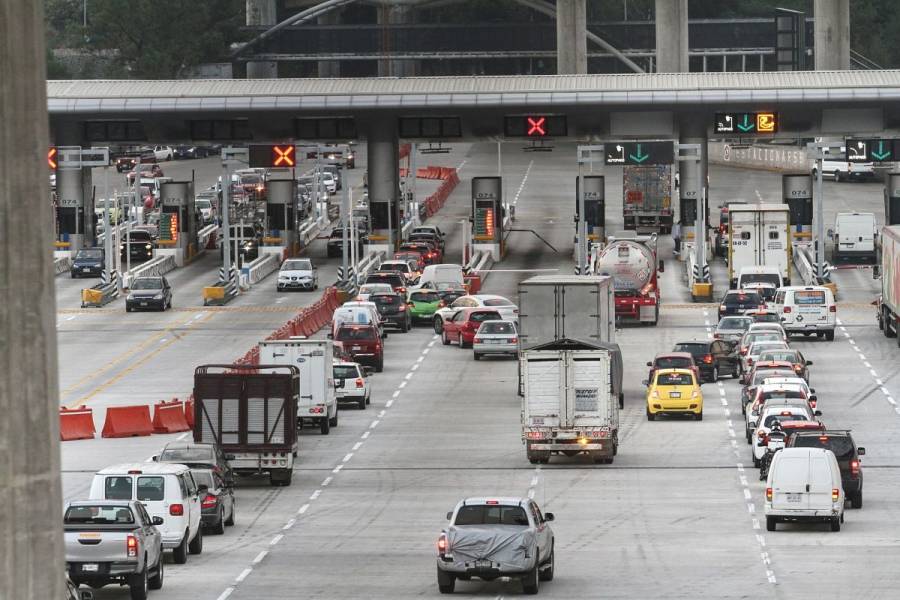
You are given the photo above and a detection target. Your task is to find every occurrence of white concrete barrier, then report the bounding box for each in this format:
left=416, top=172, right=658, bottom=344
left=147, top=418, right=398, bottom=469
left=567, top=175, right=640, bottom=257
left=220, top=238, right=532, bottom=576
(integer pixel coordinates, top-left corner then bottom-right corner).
left=123, top=254, right=177, bottom=289
left=243, top=252, right=281, bottom=286
left=54, top=255, right=72, bottom=276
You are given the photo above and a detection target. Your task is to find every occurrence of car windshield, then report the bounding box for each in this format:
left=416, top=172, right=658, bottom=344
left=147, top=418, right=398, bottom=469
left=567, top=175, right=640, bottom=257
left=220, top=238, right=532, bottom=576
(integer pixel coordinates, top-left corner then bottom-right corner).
left=128, top=231, right=152, bottom=242
left=454, top=505, right=529, bottom=526
left=657, top=373, right=694, bottom=386
left=471, top=311, right=501, bottom=323
left=337, top=327, right=376, bottom=341
left=334, top=365, right=360, bottom=379
left=65, top=505, right=134, bottom=525
left=792, top=435, right=855, bottom=459
left=480, top=321, right=516, bottom=334
left=656, top=357, right=692, bottom=369
left=195, top=199, right=211, bottom=209
left=764, top=413, right=807, bottom=428
left=483, top=298, right=513, bottom=307
left=724, top=292, right=762, bottom=305
left=159, top=446, right=214, bottom=463
left=131, top=278, right=162, bottom=290
left=283, top=260, right=312, bottom=271
left=190, top=470, right=215, bottom=490
left=718, top=317, right=752, bottom=331
left=759, top=351, right=799, bottom=363
left=411, top=291, right=440, bottom=303
left=672, top=343, right=707, bottom=358
left=76, top=249, right=103, bottom=259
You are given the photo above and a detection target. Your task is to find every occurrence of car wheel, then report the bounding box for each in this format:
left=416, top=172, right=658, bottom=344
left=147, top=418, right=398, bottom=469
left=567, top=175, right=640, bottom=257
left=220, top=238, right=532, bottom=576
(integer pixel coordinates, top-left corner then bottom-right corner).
left=712, top=366, right=719, bottom=381
left=752, top=454, right=760, bottom=468
left=825, top=330, right=835, bottom=341
left=148, top=555, right=164, bottom=590
left=126, top=305, right=132, bottom=313
left=366, top=394, right=371, bottom=405
left=833, top=170, right=841, bottom=182
left=172, top=533, right=188, bottom=564
left=128, top=567, right=148, bottom=600
left=320, top=416, right=330, bottom=435
left=457, top=333, right=464, bottom=347
left=695, top=411, right=703, bottom=421
left=437, top=566, right=456, bottom=594
left=433, top=317, right=443, bottom=334
left=522, top=553, right=540, bottom=594
left=213, top=509, right=226, bottom=535
left=539, top=545, right=554, bottom=581
left=329, top=409, right=338, bottom=427
left=850, top=490, right=863, bottom=509
left=376, top=359, right=384, bottom=373
left=830, top=516, right=841, bottom=532
left=646, top=408, right=656, bottom=421
left=358, top=395, right=366, bottom=409
left=766, top=516, right=777, bottom=531
left=225, top=503, right=235, bottom=526
left=473, top=352, right=480, bottom=361
left=188, top=527, right=203, bottom=554
left=442, top=331, right=450, bottom=345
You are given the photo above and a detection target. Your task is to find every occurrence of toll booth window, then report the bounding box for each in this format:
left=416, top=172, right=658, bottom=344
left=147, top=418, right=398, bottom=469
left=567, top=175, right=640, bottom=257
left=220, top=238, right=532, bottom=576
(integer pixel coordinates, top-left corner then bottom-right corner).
left=769, top=231, right=780, bottom=240
left=740, top=232, right=752, bottom=240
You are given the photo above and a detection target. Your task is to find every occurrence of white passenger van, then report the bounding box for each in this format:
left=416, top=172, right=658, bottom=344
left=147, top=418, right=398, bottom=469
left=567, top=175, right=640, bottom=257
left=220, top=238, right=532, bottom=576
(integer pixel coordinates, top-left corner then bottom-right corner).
left=765, top=447, right=845, bottom=532
left=90, top=463, right=204, bottom=563
left=772, top=286, right=836, bottom=340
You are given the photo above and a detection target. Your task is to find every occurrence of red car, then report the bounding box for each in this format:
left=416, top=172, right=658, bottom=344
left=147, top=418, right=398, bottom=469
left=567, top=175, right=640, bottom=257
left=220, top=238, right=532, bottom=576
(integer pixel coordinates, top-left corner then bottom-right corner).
left=334, top=324, right=384, bottom=372
left=400, top=241, right=442, bottom=264
left=441, top=308, right=502, bottom=348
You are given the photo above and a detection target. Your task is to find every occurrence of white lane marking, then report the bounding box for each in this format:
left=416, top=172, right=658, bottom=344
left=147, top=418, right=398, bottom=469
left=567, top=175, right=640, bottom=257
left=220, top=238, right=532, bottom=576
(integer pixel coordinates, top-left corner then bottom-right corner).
left=342, top=453, right=354, bottom=463
left=66, top=315, right=77, bottom=321
left=309, top=490, right=321, bottom=501
left=457, top=159, right=468, bottom=171
left=193, top=312, right=206, bottom=320
left=386, top=399, right=394, bottom=408
left=370, top=420, right=380, bottom=429
left=752, top=519, right=760, bottom=530
left=332, top=464, right=344, bottom=473
left=527, top=489, right=535, bottom=499
left=282, top=519, right=295, bottom=530
left=754, top=189, right=762, bottom=202
left=736, top=463, right=745, bottom=473
left=252, top=551, right=267, bottom=564
left=530, top=476, right=539, bottom=487
left=160, top=338, right=167, bottom=343
left=411, top=364, right=420, bottom=371
left=432, top=334, right=439, bottom=340
left=747, top=503, right=756, bottom=513
left=739, top=476, right=748, bottom=487
left=405, top=372, right=413, bottom=380
left=235, top=568, right=252, bottom=582
left=428, top=340, right=436, bottom=347
left=422, top=348, right=430, bottom=355
left=859, top=354, right=867, bottom=361
left=743, top=488, right=752, bottom=500
left=270, top=534, right=284, bottom=546
left=392, top=390, right=400, bottom=398
left=216, top=588, right=234, bottom=600
left=871, top=369, right=878, bottom=377
left=863, top=361, right=871, bottom=368
left=378, top=409, right=386, bottom=418
left=352, top=442, right=363, bottom=451
left=398, top=381, right=407, bottom=389
left=887, top=397, right=897, bottom=405
left=417, top=356, right=424, bottom=363
left=298, top=504, right=309, bottom=515
left=721, top=398, right=728, bottom=406
left=361, top=431, right=370, bottom=439
left=321, top=476, right=333, bottom=487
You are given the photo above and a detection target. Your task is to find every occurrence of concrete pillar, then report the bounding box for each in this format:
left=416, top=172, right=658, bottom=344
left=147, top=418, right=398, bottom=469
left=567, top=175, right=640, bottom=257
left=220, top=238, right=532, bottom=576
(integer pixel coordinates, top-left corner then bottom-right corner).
left=246, top=0, right=278, bottom=78
left=55, top=123, right=94, bottom=253
left=814, top=0, right=850, bottom=70
left=367, top=118, right=400, bottom=250
left=378, top=4, right=416, bottom=78
left=654, top=0, right=689, bottom=73
left=1, top=2, right=65, bottom=599
left=556, top=0, right=587, bottom=74
left=317, top=9, right=341, bottom=78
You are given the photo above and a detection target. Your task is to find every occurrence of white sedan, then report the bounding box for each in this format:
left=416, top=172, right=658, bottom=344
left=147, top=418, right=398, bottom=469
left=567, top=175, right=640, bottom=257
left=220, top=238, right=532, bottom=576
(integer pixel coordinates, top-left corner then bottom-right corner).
left=432, top=294, right=518, bottom=333
left=333, top=361, right=371, bottom=410
left=741, top=340, right=789, bottom=374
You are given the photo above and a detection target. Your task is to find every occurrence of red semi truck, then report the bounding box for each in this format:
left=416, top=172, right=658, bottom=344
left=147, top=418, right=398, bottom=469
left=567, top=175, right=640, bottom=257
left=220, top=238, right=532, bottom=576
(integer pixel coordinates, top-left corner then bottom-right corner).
left=594, top=233, right=662, bottom=326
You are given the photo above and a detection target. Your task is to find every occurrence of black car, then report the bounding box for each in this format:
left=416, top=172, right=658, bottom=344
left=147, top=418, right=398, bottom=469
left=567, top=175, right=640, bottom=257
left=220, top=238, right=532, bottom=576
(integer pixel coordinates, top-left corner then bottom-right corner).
left=365, top=272, right=407, bottom=295
left=788, top=430, right=865, bottom=508
left=370, top=291, right=411, bottom=333
left=70, top=248, right=105, bottom=278
left=672, top=339, right=739, bottom=383
left=154, top=441, right=235, bottom=483
left=190, top=468, right=235, bottom=534
left=221, top=225, right=262, bottom=263
left=718, top=290, right=765, bottom=318
left=326, top=227, right=366, bottom=258
left=126, top=276, right=172, bottom=312
left=120, top=228, right=155, bottom=262
left=173, top=145, right=212, bottom=160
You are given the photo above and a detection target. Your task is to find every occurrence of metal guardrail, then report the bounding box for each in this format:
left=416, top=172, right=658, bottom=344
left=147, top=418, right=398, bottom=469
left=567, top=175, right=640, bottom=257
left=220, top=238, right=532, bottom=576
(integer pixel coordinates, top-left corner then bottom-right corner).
left=54, top=256, right=72, bottom=276
left=354, top=251, right=385, bottom=286
left=198, top=223, right=217, bottom=249
left=123, top=254, right=177, bottom=289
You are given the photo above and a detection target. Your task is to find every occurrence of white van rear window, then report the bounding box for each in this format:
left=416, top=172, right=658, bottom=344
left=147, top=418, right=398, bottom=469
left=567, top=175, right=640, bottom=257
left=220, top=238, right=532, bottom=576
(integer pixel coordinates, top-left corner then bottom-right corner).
left=104, top=476, right=133, bottom=500
left=136, top=476, right=165, bottom=501
left=794, top=291, right=826, bottom=305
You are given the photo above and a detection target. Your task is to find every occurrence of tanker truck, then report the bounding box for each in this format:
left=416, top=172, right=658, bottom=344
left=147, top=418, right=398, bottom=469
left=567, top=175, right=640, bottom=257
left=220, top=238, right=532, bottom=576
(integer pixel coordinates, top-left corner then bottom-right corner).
left=593, top=232, right=663, bottom=326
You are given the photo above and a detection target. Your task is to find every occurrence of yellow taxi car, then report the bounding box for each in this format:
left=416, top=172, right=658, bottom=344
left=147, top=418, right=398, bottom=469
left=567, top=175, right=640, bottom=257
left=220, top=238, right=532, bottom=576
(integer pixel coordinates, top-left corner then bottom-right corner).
left=645, top=368, right=703, bottom=421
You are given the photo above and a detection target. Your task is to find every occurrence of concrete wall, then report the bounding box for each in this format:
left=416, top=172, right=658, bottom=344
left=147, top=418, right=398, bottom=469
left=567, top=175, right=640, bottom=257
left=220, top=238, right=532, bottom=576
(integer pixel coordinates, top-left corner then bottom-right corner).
left=708, top=142, right=808, bottom=172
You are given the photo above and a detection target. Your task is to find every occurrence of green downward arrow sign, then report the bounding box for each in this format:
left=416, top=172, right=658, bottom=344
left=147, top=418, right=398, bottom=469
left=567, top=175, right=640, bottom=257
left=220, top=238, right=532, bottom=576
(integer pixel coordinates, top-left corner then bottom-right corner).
left=736, top=114, right=755, bottom=132
left=871, top=140, right=892, bottom=161
left=628, top=144, right=649, bottom=163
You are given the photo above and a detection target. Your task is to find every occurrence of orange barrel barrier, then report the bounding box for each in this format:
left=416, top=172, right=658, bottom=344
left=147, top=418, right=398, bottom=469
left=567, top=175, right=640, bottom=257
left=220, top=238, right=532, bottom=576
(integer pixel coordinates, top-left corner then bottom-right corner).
left=184, top=397, right=195, bottom=429
left=101, top=405, right=154, bottom=438
left=152, top=399, right=191, bottom=434
left=60, top=406, right=96, bottom=441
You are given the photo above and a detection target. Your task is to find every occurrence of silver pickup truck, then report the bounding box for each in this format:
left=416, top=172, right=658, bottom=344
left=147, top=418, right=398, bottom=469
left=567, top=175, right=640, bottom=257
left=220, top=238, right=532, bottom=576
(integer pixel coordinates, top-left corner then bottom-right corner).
left=436, top=497, right=555, bottom=595
left=65, top=500, right=165, bottom=600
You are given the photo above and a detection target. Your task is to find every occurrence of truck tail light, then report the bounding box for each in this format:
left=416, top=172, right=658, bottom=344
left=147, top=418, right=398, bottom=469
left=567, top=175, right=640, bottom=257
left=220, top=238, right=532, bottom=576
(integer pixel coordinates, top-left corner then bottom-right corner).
left=829, top=305, right=837, bottom=313
left=766, top=488, right=773, bottom=501
left=201, top=494, right=218, bottom=509
left=126, top=535, right=138, bottom=557
left=355, top=378, right=365, bottom=388
left=850, top=459, right=860, bottom=479
left=169, top=504, right=184, bottom=516
left=526, top=430, right=547, bottom=440
left=832, top=488, right=840, bottom=502
left=437, top=533, right=448, bottom=556
left=703, top=354, right=713, bottom=364
left=783, top=306, right=792, bottom=314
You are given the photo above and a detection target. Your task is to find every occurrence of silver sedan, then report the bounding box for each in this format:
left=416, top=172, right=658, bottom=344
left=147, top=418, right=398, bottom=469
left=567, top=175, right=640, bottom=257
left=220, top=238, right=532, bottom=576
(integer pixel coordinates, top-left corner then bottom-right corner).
left=473, top=320, right=518, bottom=360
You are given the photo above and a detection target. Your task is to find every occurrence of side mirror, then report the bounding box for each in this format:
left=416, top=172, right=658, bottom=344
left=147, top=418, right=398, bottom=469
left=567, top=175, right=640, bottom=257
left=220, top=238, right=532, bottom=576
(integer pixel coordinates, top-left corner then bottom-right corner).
left=646, top=361, right=653, bottom=367
left=805, top=361, right=813, bottom=366
left=152, top=516, right=164, bottom=526
left=446, top=511, right=453, bottom=520
left=810, top=388, right=816, bottom=394
left=658, top=260, right=665, bottom=273
left=858, top=447, right=866, bottom=456
left=544, top=512, right=555, bottom=522
left=641, top=380, right=649, bottom=387
left=326, top=333, right=334, bottom=339
left=814, top=410, right=822, bottom=417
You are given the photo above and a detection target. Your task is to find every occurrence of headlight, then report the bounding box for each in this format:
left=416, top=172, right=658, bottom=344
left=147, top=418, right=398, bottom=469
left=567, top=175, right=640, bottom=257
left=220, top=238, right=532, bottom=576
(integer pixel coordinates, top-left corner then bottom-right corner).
left=145, top=244, right=152, bottom=250
left=153, top=293, right=164, bottom=300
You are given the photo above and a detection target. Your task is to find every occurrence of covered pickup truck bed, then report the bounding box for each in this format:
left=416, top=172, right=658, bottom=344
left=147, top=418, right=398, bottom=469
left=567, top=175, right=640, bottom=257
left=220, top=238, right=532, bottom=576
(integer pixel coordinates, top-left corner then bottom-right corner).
left=444, top=525, right=536, bottom=574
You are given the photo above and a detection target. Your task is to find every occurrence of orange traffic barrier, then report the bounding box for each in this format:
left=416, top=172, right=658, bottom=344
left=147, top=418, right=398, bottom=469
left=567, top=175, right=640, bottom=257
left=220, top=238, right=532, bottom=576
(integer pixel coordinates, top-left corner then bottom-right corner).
left=464, top=273, right=482, bottom=294
left=101, top=405, right=154, bottom=438
left=152, top=399, right=191, bottom=434
left=184, top=397, right=195, bottom=429
left=60, top=406, right=96, bottom=441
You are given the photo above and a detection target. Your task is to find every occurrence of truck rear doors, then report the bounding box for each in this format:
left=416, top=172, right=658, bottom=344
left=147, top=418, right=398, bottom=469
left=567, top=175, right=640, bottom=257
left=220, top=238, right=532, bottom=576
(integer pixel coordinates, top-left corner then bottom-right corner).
left=524, top=350, right=612, bottom=429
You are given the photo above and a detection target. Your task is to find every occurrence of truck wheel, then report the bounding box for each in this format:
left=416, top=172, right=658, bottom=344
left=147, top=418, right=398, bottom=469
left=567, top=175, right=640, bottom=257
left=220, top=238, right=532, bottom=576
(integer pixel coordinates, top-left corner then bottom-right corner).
left=329, top=409, right=338, bottom=428
left=128, top=568, right=148, bottom=600
left=539, top=545, right=555, bottom=581
left=884, top=309, right=896, bottom=337
left=522, top=554, right=540, bottom=594
left=618, top=393, right=624, bottom=409
left=172, top=534, right=188, bottom=564
left=766, top=516, right=777, bottom=531
left=188, top=527, right=203, bottom=555
left=850, top=490, right=863, bottom=509
left=320, top=416, right=330, bottom=435
left=825, top=330, right=835, bottom=341
left=437, top=567, right=456, bottom=594
left=148, top=556, right=164, bottom=590
left=526, top=443, right=550, bottom=465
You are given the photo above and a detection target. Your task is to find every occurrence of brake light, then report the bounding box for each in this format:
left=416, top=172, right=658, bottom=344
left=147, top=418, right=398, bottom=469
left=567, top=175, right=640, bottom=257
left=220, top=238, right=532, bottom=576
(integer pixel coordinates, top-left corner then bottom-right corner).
left=747, top=358, right=754, bottom=366
left=485, top=500, right=499, bottom=505
left=509, top=337, right=518, bottom=343
left=810, top=399, right=817, bottom=409
left=398, top=287, right=406, bottom=294
left=832, top=488, right=840, bottom=502
left=201, top=494, right=218, bottom=509
left=126, top=535, right=138, bottom=557
left=783, top=306, right=792, bottom=314
left=169, top=504, right=184, bottom=516
left=829, top=305, right=836, bottom=313
left=758, top=431, right=768, bottom=445
left=398, top=303, right=406, bottom=311
left=473, top=337, right=483, bottom=343
left=766, top=487, right=773, bottom=501
left=355, top=378, right=364, bottom=388
left=719, top=305, right=726, bottom=313
left=703, top=354, right=713, bottom=364
left=850, top=459, right=860, bottom=478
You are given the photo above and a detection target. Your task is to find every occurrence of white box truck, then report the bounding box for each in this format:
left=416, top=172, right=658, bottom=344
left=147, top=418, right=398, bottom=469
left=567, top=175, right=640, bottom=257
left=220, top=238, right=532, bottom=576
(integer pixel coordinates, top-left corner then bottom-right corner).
left=517, top=275, right=616, bottom=350
left=830, top=212, right=877, bottom=264
left=258, top=339, right=339, bottom=434
left=728, top=203, right=792, bottom=288
left=521, top=344, right=623, bottom=464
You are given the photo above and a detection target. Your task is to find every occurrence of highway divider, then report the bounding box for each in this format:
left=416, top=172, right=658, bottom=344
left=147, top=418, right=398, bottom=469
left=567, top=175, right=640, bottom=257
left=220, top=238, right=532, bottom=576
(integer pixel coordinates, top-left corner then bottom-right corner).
left=81, top=270, right=120, bottom=308
left=793, top=242, right=838, bottom=295
left=464, top=251, right=493, bottom=293
left=152, top=399, right=191, bottom=434
left=101, top=405, right=154, bottom=438
left=59, top=406, right=96, bottom=441
left=54, top=253, right=72, bottom=276
left=123, top=254, right=176, bottom=289
left=241, top=252, right=281, bottom=288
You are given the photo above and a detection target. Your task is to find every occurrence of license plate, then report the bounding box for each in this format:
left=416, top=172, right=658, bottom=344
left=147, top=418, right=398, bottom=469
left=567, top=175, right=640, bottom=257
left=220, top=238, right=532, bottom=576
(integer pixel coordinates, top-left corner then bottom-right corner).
left=140, top=302, right=148, bottom=306
left=352, top=346, right=362, bottom=351
left=82, top=267, right=91, bottom=272
left=488, top=339, right=503, bottom=344
left=669, top=391, right=681, bottom=398
left=474, top=560, right=491, bottom=568
left=81, top=564, right=99, bottom=572
left=786, top=493, right=802, bottom=503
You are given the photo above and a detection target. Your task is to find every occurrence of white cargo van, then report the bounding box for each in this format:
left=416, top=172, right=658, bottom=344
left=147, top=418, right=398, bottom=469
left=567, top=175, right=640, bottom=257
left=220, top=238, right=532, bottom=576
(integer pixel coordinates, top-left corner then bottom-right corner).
left=830, top=212, right=877, bottom=264
left=258, top=339, right=338, bottom=434
left=90, top=463, right=204, bottom=564
left=728, top=204, right=791, bottom=288
left=765, top=447, right=844, bottom=531
left=773, top=286, right=836, bottom=340
left=418, top=264, right=464, bottom=290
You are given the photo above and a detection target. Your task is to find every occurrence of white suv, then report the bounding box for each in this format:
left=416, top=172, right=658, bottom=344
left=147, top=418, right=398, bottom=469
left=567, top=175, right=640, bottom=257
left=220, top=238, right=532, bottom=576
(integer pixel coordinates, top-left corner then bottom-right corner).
left=90, top=463, right=204, bottom=564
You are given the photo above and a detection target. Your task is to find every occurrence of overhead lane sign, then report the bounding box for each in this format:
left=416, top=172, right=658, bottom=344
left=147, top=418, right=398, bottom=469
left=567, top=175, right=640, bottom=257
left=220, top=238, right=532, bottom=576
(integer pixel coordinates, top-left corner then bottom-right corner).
left=714, top=112, right=779, bottom=135
left=603, top=141, right=674, bottom=166
left=503, top=115, right=567, bottom=138
left=249, top=144, right=296, bottom=168
left=845, top=138, right=898, bottom=163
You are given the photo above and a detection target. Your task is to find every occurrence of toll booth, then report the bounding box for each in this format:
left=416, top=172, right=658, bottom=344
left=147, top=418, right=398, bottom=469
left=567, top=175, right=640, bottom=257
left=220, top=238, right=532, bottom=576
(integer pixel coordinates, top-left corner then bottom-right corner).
left=576, top=175, right=606, bottom=245
left=158, top=181, right=196, bottom=267
left=885, top=173, right=900, bottom=226
left=782, top=174, right=813, bottom=238
left=471, top=177, right=503, bottom=260
left=54, top=153, right=94, bottom=255
left=265, top=178, right=298, bottom=255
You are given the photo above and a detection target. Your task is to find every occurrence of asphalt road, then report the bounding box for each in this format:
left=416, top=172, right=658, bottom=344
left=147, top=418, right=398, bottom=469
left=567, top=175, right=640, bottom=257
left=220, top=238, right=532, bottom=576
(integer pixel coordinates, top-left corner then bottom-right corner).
left=58, top=143, right=896, bottom=599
